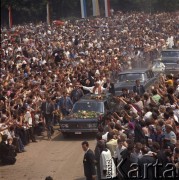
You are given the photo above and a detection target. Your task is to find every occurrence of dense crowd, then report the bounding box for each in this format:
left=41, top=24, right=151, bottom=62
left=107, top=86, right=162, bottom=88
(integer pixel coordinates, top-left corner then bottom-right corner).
left=91, top=75, right=179, bottom=179
left=0, top=10, right=179, bottom=179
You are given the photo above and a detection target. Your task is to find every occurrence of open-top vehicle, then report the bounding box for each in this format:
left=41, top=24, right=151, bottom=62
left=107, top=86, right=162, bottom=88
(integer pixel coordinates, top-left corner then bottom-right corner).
left=59, top=94, right=112, bottom=137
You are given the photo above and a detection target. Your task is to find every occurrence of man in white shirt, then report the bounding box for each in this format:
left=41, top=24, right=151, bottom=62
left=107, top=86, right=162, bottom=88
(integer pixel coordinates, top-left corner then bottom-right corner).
left=166, top=35, right=174, bottom=48
left=114, top=139, right=126, bottom=162
left=0, top=118, right=12, bottom=140
left=24, top=107, right=37, bottom=142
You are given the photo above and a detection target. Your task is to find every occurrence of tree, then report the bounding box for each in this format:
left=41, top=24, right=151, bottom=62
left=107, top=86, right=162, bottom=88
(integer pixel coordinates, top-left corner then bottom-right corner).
left=1, top=0, right=179, bottom=26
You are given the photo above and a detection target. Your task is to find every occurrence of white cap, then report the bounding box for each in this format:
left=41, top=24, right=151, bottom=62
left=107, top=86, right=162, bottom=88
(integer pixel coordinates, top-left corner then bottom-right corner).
left=22, top=60, right=27, bottom=64
left=80, top=59, right=84, bottom=63
left=95, top=70, right=100, bottom=74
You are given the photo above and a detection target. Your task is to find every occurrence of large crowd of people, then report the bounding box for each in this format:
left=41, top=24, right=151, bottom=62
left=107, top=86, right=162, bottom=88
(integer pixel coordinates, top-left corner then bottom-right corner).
left=92, top=75, right=179, bottom=179
left=0, top=10, right=179, bottom=179
left=81, top=73, right=179, bottom=179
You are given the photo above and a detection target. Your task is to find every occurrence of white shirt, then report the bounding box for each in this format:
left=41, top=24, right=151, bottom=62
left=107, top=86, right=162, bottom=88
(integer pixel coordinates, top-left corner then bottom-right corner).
left=143, top=111, right=152, bottom=121
left=24, top=111, right=33, bottom=127
left=82, top=86, right=106, bottom=95
left=174, top=114, right=179, bottom=123
left=85, top=148, right=90, bottom=154
left=175, top=85, right=179, bottom=97
left=167, top=36, right=174, bottom=48
left=114, top=145, right=126, bottom=161
left=100, top=149, right=117, bottom=179
left=0, top=123, right=12, bottom=139
left=134, top=101, right=144, bottom=111
left=102, top=132, right=109, bottom=141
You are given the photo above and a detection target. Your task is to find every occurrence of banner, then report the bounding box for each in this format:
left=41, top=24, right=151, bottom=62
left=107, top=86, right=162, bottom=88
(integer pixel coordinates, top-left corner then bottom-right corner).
left=8, top=6, right=12, bottom=28
left=80, top=0, right=87, bottom=18
left=92, top=0, right=100, bottom=16
left=104, top=0, right=110, bottom=17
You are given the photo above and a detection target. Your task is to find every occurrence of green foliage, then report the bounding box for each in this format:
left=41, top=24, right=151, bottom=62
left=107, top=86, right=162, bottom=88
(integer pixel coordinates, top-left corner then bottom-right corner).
left=1, top=0, right=179, bottom=25
left=155, top=0, right=179, bottom=12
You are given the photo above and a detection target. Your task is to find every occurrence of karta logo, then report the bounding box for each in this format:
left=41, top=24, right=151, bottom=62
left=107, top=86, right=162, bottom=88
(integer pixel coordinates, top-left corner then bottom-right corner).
left=117, top=158, right=179, bottom=179
left=106, top=159, right=113, bottom=178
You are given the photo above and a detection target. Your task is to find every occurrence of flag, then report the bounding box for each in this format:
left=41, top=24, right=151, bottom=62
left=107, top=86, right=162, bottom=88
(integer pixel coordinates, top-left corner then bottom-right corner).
left=8, top=6, right=12, bottom=28
left=80, top=0, right=87, bottom=18
left=92, top=0, right=100, bottom=16
left=104, top=0, right=111, bottom=17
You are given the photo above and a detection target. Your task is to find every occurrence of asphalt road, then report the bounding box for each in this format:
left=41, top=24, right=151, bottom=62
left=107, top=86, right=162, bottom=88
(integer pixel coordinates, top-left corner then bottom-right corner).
left=0, top=128, right=96, bottom=180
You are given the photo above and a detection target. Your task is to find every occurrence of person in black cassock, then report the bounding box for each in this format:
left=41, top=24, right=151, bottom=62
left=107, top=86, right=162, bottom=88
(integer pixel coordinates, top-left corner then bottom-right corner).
left=0, top=134, right=16, bottom=165
left=54, top=53, right=61, bottom=65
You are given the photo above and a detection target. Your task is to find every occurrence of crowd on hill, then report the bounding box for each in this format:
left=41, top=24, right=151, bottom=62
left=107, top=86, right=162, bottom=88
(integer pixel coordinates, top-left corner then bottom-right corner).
left=0, top=11, right=179, bottom=176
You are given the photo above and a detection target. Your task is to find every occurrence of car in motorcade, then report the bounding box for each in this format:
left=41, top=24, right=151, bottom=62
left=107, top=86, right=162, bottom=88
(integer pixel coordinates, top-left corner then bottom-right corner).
left=59, top=94, right=113, bottom=137
left=161, top=49, right=179, bottom=74
left=114, top=68, right=159, bottom=95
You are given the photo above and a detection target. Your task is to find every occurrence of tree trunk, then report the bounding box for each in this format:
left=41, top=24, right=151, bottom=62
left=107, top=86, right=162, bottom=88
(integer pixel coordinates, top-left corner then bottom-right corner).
left=47, top=0, right=50, bottom=25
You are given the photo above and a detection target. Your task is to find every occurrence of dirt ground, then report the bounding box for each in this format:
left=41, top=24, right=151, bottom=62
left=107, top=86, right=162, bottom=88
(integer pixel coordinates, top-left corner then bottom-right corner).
left=0, top=128, right=96, bottom=180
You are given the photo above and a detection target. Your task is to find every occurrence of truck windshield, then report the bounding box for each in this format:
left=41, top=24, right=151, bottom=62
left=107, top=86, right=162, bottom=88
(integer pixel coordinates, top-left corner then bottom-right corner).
left=161, top=51, right=179, bottom=58
left=119, top=73, right=143, bottom=81
left=72, top=102, right=104, bottom=113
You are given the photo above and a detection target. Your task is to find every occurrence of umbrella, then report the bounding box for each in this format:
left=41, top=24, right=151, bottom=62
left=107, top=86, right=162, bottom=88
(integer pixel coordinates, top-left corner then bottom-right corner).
left=53, top=20, right=64, bottom=26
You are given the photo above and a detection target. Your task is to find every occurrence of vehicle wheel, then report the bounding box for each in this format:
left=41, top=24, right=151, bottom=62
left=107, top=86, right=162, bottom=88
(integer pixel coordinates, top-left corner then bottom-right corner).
left=62, top=132, right=69, bottom=138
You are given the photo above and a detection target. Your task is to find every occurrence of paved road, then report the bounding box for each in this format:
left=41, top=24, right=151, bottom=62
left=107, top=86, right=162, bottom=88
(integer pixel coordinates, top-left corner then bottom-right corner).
left=0, top=129, right=96, bottom=180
